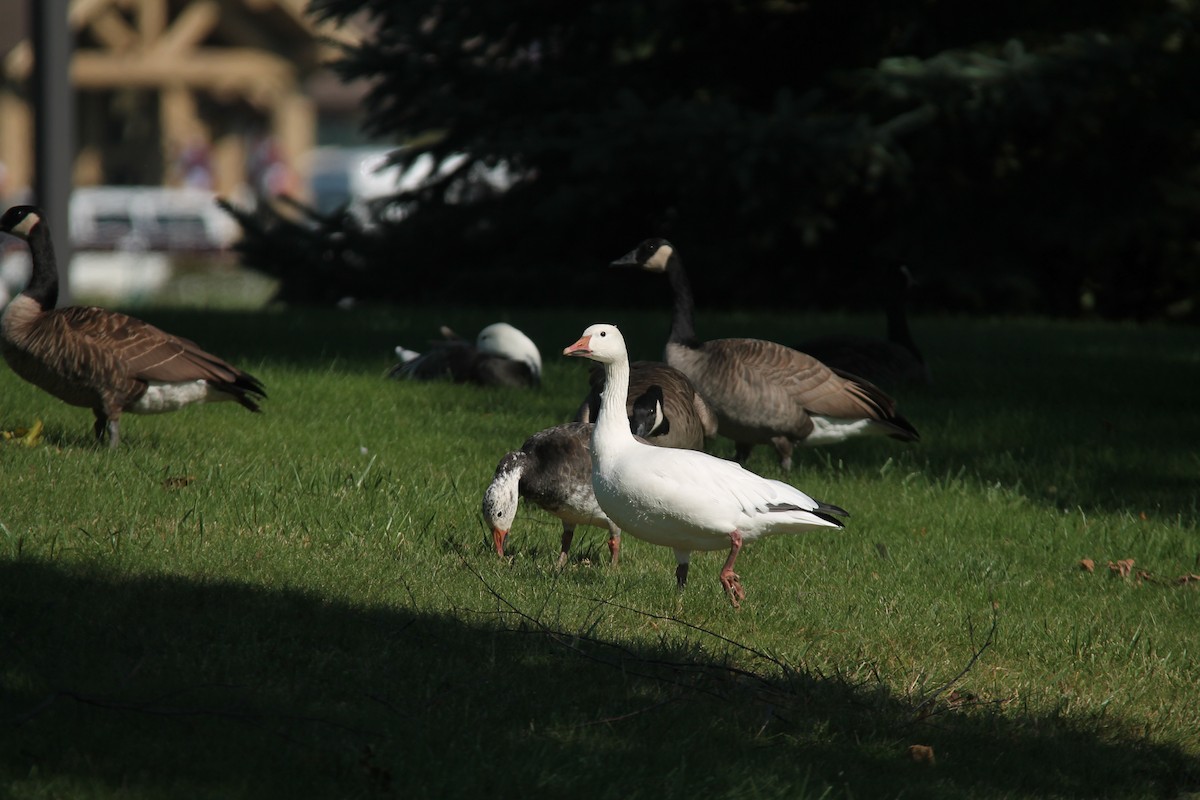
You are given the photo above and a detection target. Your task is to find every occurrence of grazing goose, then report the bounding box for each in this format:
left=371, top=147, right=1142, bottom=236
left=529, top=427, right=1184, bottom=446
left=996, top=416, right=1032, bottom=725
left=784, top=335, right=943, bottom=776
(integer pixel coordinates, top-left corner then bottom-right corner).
left=389, top=322, right=542, bottom=388
left=485, top=388, right=671, bottom=566
left=612, top=238, right=919, bottom=470
left=564, top=323, right=848, bottom=606
left=574, top=360, right=717, bottom=450
left=0, top=205, right=265, bottom=448
left=483, top=422, right=622, bottom=567
left=794, top=265, right=931, bottom=389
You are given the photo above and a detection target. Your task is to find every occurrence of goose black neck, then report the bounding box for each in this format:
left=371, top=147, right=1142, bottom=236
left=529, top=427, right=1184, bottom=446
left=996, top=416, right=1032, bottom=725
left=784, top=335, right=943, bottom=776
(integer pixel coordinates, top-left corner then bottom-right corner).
left=665, top=252, right=699, bottom=347
left=21, top=221, right=60, bottom=309
left=886, top=296, right=922, bottom=362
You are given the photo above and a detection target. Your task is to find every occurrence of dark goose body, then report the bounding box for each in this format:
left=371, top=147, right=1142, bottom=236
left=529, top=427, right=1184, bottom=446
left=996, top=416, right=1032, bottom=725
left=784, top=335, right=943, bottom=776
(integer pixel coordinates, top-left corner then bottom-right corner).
left=0, top=205, right=264, bottom=447
left=612, top=238, right=918, bottom=469
left=574, top=360, right=717, bottom=450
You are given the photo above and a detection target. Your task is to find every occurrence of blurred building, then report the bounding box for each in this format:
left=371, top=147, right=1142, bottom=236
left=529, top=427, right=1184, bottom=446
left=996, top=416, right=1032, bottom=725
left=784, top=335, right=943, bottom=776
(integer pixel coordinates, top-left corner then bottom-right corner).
left=0, top=0, right=372, bottom=203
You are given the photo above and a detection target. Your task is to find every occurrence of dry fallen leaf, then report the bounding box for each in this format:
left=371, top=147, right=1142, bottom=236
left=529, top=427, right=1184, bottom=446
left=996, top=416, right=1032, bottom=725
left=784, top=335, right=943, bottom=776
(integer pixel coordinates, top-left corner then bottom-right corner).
left=2, top=419, right=43, bottom=447
left=1177, top=574, right=1200, bottom=585
left=1108, top=559, right=1135, bottom=578
left=161, top=475, right=196, bottom=490
left=1079, top=558, right=1095, bottom=573
left=908, top=744, right=936, bottom=766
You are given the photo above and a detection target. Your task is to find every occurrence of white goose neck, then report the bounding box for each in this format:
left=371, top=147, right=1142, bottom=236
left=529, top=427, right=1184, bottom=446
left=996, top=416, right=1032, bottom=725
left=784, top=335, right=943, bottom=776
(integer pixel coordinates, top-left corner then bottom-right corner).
left=592, top=357, right=634, bottom=458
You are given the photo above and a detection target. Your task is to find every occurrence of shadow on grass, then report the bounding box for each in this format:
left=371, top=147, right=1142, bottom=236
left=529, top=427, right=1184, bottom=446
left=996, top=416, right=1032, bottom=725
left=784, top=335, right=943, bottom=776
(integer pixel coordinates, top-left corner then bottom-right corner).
left=2, top=560, right=1196, bottom=799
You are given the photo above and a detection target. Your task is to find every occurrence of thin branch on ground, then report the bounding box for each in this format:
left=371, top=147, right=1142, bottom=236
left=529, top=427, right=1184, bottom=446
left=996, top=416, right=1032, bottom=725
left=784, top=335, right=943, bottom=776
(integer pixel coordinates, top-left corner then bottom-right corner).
left=912, top=605, right=1001, bottom=719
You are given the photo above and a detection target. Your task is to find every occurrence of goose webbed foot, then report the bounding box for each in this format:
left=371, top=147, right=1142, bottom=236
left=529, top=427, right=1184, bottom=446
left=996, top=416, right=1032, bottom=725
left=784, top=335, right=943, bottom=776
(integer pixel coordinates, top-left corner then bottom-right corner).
left=607, top=532, right=620, bottom=566
left=720, top=530, right=746, bottom=608
left=719, top=570, right=745, bottom=608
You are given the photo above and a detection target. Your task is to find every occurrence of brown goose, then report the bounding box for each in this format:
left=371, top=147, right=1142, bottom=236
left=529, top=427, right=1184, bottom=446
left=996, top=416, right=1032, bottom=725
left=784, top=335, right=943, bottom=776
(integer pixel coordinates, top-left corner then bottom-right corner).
left=0, top=205, right=265, bottom=447
left=611, top=238, right=919, bottom=470
left=573, top=360, right=717, bottom=451
left=794, top=265, right=931, bottom=389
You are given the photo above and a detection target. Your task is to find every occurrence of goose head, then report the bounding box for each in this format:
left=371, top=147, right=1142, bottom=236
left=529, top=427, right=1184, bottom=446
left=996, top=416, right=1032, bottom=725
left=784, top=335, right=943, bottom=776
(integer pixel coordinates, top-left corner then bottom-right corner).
left=482, top=450, right=523, bottom=556
left=562, top=323, right=627, bottom=364
left=0, top=206, right=43, bottom=240
left=630, top=384, right=669, bottom=438
left=476, top=322, right=543, bottom=381
left=610, top=238, right=675, bottom=273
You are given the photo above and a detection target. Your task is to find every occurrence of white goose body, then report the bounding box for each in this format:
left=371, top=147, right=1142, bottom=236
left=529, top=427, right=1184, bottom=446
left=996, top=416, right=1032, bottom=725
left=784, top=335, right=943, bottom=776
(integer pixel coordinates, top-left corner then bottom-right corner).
left=565, top=323, right=848, bottom=606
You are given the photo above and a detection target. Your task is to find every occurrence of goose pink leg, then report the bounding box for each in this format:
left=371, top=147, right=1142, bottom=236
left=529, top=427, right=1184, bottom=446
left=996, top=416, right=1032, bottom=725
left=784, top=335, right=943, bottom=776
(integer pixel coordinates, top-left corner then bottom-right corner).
left=557, top=524, right=576, bottom=568
left=719, top=530, right=746, bottom=608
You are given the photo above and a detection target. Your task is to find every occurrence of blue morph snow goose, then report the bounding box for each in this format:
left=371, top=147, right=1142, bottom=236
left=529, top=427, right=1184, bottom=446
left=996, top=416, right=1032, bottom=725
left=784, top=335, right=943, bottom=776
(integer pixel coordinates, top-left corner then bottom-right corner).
left=612, top=238, right=919, bottom=470
left=563, top=323, right=848, bottom=607
left=484, top=389, right=671, bottom=567
left=483, top=422, right=621, bottom=567
left=0, top=206, right=265, bottom=448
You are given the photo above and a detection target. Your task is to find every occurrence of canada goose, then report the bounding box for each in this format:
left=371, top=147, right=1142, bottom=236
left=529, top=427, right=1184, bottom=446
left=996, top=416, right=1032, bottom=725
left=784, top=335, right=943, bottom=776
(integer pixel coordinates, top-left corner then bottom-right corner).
left=629, top=384, right=667, bottom=439
left=483, top=422, right=622, bottom=567
left=389, top=322, right=542, bottom=388
left=612, top=238, right=919, bottom=470
left=793, top=265, right=931, bottom=388
left=0, top=205, right=265, bottom=448
left=574, top=360, right=717, bottom=450
left=564, top=323, right=848, bottom=607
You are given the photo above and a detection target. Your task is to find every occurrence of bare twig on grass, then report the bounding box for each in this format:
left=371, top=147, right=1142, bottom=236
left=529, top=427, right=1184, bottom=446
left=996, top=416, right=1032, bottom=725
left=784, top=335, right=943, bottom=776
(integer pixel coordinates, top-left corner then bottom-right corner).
left=912, top=605, right=1001, bottom=720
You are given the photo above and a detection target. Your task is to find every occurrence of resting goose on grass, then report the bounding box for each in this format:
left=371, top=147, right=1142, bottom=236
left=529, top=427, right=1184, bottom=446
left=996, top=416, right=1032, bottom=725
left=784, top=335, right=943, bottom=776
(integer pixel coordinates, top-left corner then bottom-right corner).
left=612, top=238, right=919, bottom=470
left=563, top=323, right=849, bottom=607
left=794, top=265, right=931, bottom=389
left=389, top=322, right=542, bottom=388
left=0, top=205, right=265, bottom=448
left=573, top=360, right=717, bottom=451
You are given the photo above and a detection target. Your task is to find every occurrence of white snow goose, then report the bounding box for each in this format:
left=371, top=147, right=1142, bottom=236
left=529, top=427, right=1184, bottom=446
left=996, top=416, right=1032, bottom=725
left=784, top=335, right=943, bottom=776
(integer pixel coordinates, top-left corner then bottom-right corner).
left=611, top=238, right=919, bottom=470
left=573, top=360, right=717, bottom=451
left=563, top=322, right=849, bottom=607
left=389, top=322, right=542, bottom=388
left=0, top=205, right=265, bottom=448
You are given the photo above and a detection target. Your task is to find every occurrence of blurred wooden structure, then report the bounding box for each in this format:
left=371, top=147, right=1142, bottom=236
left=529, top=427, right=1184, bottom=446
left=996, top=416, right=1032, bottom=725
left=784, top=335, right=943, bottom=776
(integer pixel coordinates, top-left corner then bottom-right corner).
left=0, top=0, right=360, bottom=199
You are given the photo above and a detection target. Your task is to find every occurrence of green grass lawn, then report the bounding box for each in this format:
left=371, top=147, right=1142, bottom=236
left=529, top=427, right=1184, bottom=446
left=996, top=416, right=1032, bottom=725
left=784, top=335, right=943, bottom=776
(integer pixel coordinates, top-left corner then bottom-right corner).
left=1, top=305, right=1198, bottom=799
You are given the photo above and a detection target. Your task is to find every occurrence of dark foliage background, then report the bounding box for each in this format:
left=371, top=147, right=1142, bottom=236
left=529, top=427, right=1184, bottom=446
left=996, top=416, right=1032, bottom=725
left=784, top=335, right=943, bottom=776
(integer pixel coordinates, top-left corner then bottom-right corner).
left=226, top=0, right=1200, bottom=319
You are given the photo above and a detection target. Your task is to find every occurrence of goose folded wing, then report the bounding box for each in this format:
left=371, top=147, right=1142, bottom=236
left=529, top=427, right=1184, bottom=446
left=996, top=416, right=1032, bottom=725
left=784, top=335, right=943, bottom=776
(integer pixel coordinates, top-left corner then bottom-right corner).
left=60, top=307, right=250, bottom=386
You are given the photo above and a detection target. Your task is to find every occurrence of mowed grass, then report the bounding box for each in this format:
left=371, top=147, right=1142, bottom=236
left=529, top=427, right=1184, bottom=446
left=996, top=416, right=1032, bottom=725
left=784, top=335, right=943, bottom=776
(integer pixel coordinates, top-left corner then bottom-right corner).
left=1, top=304, right=1198, bottom=799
